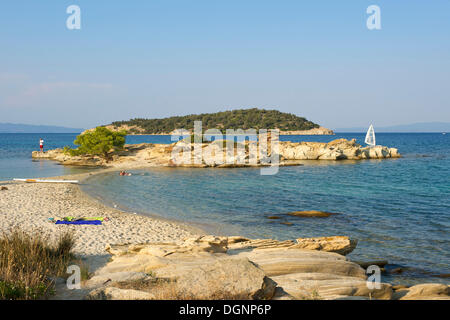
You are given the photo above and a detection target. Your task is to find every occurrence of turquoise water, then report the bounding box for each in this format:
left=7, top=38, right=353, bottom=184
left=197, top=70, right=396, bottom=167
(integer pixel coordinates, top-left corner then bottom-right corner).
left=82, top=133, right=450, bottom=285
left=1, top=133, right=449, bottom=284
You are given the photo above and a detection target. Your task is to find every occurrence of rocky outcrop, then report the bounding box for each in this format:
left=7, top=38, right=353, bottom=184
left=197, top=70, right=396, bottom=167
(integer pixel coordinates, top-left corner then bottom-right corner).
left=84, top=235, right=395, bottom=300
left=32, top=138, right=401, bottom=168
left=279, top=139, right=400, bottom=161
left=394, top=283, right=450, bottom=300
left=225, top=236, right=357, bottom=256
left=281, top=126, right=334, bottom=135
left=32, top=148, right=107, bottom=167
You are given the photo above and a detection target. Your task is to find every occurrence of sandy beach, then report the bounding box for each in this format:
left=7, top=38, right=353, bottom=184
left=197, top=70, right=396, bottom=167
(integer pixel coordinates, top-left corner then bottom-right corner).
left=0, top=172, right=199, bottom=272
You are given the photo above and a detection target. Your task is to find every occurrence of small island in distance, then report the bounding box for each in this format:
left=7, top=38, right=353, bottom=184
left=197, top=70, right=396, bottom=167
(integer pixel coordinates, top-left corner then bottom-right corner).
left=107, top=108, right=334, bottom=135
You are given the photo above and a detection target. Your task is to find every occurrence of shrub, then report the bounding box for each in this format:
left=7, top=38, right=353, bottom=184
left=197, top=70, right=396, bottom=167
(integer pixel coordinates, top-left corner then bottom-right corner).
left=0, top=229, right=76, bottom=300
left=64, top=127, right=127, bottom=158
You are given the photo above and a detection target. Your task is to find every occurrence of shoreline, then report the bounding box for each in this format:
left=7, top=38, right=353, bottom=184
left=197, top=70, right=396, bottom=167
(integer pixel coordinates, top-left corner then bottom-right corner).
left=50, top=168, right=208, bottom=238
left=1, top=170, right=449, bottom=299
left=78, top=169, right=212, bottom=236
left=0, top=168, right=202, bottom=274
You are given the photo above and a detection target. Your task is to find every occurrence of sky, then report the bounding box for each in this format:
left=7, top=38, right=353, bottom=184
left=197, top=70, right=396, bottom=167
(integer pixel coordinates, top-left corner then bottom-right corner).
left=0, top=1, right=449, bottom=129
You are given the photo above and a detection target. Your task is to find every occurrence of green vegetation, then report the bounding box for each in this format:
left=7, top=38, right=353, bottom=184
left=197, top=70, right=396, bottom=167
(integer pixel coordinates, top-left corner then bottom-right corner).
left=110, top=108, right=319, bottom=134
left=0, top=230, right=76, bottom=300
left=64, top=126, right=127, bottom=158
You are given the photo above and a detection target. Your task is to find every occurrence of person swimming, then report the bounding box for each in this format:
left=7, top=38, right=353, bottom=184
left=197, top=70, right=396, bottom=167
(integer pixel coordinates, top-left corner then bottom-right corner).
left=119, top=171, right=132, bottom=176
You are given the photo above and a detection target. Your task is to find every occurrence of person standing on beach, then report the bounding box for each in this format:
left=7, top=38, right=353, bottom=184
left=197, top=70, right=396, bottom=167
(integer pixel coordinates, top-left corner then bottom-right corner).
left=39, top=138, right=44, bottom=152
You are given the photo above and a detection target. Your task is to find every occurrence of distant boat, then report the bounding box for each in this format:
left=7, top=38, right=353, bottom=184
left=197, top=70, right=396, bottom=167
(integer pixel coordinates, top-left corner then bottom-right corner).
left=365, top=124, right=376, bottom=147
left=13, top=178, right=79, bottom=184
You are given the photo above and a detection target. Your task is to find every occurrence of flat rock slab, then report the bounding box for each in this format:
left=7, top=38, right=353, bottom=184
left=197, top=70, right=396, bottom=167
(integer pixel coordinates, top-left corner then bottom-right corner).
left=86, top=235, right=396, bottom=300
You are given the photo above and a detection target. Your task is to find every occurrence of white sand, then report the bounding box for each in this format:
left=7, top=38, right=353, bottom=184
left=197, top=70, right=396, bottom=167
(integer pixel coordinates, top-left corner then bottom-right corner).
left=0, top=178, right=199, bottom=272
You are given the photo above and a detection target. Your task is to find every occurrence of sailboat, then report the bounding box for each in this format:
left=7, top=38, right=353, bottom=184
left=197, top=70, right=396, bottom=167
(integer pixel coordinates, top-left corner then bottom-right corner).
left=365, top=124, right=376, bottom=147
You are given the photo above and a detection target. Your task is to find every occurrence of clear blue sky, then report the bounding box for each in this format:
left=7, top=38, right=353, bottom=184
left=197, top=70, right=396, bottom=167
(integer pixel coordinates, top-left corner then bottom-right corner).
left=1, top=1, right=449, bottom=129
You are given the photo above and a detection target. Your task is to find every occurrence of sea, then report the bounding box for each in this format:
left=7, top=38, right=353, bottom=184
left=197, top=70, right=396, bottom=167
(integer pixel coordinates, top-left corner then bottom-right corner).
left=0, top=132, right=449, bottom=285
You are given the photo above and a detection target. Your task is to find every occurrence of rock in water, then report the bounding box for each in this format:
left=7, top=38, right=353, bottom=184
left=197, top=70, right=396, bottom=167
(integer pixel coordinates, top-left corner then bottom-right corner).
left=287, top=210, right=338, bottom=218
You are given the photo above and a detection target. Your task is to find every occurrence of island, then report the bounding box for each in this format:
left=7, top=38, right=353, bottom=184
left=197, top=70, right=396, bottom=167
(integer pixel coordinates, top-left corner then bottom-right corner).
left=98, top=108, right=335, bottom=135
left=32, top=138, right=400, bottom=168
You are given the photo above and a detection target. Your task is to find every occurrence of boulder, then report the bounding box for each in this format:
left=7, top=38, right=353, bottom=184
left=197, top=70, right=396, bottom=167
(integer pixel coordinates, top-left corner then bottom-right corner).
left=98, top=238, right=277, bottom=300
left=399, top=283, right=450, bottom=300
left=174, top=258, right=277, bottom=300
left=270, top=273, right=392, bottom=300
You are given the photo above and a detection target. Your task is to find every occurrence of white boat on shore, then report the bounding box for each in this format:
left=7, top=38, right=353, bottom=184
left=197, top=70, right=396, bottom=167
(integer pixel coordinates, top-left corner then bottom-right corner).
left=13, top=178, right=79, bottom=184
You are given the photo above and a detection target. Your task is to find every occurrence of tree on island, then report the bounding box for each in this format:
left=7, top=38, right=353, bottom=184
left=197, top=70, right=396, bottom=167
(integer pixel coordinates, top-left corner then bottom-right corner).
left=64, top=127, right=127, bottom=159
left=110, top=108, right=320, bottom=134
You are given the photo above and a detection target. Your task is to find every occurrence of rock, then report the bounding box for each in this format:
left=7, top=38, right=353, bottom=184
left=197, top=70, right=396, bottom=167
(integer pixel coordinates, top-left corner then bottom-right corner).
left=270, top=273, right=392, bottom=300
left=174, top=258, right=277, bottom=300
left=392, top=284, right=409, bottom=291
left=292, top=236, right=357, bottom=256
left=287, top=210, right=338, bottom=218
left=271, top=287, right=296, bottom=300
left=233, top=248, right=365, bottom=278
left=389, top=267, right=405, bottom=274
left=230, top=247, right=392, bottom=300
left=399, top=283, right=450, bottom=300
left=86, top=271, right=152, bottom=288
left=224, top=236, right=357, bottom=255
left=100, top=239, right=276, bottom=300
left=88, top=235, right=397, bottom=300
left=281, top=127, right=334, bottom=135
left=87, top=287, right=155, bottom=300
left=34, top=138, right=400, bottom=168
left=279, top=139, right=400, bottom=161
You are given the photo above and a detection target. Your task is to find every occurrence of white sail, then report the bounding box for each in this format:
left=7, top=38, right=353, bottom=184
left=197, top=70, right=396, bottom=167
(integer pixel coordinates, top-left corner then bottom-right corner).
left=365, top=124, right=376, bottom=147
